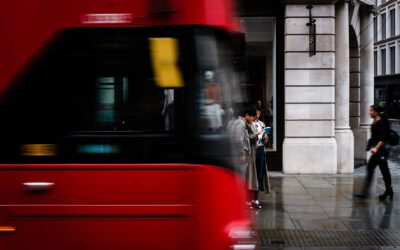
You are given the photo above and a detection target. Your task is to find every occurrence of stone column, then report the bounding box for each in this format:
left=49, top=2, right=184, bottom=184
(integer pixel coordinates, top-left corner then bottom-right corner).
left=335, top=0, right=354, bottom=173
left=283, top=4, right=337, bottom=174
left=349, top=46, right=360, bottom=131
left=354, top=6, right=374, bottom=162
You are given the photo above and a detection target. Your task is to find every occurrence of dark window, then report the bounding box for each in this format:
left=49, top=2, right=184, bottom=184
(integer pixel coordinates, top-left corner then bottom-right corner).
left=375, top=88, right=387, bottom=108
left=374, top=51, right=378, bottom=76
left=390, top=9, right=396, bottom=37
left=381, top=48, right=386, bottom=75
left=382, top=13, right=386, bottom=40
left=374, top=17, right=378, bottom=42
left=390, top=46, right=396, bottom=74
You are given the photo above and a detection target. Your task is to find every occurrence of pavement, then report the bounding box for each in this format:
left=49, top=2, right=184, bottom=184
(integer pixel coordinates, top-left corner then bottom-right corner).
left=254, top=120, right=400, bottom=249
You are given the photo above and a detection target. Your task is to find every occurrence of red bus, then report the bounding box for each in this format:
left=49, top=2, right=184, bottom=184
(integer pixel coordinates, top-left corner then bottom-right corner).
left=0, top=0, right=256, bottom=249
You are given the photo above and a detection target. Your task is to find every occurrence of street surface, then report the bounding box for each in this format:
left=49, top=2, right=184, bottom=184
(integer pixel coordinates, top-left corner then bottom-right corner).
left=255, top=120, right=400, bottom=249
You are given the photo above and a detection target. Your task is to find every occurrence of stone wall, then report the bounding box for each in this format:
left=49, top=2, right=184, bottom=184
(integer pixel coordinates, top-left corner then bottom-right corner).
left=283, top=4, right=337, bottom=174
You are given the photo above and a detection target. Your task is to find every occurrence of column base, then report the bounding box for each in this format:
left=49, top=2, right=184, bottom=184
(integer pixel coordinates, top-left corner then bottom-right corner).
left=353, top=126, right=371, bottom=163
left=283, top=138, right=337, bottom=174
left=336, top=129, right=354, bottom=173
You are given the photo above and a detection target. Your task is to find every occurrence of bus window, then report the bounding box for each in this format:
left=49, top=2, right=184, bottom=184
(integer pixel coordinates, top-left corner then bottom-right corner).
left=94, top=76, right=178, bottom=132
left=0, top=29, right=187, bottom=135
left=195, top=33, right=237, bottom=132
left=0, top=28, right=191, bottom=163
left=0, top=27, right=241, bottom=165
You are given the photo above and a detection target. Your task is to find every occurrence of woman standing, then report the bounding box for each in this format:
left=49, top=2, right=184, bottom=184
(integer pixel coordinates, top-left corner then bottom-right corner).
left=228, top=105, right=259, bottom=209
left=354, top=105, right=393, bottom=200
left=247, top=106, right=271, bottom=209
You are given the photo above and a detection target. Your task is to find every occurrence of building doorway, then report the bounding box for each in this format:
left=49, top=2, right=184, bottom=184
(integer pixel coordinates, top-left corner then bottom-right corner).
left=236, top=0, right=284, bottom=171
left=240, top=17, right=276, bottom=151
left=238, top=17, right=284, bottom=171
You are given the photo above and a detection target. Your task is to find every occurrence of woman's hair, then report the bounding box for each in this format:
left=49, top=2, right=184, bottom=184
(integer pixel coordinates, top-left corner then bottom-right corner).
left=370, top=104, right=384, bottom=115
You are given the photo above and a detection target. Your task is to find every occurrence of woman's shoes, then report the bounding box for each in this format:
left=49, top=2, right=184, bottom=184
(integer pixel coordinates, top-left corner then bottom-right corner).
left=251, top=200, right=262, bottom=209
left=354, top=188, right=394, bottom=201
left=246, top=200, right=262, bottom=209
left=379, top=187, right=393, bottom=201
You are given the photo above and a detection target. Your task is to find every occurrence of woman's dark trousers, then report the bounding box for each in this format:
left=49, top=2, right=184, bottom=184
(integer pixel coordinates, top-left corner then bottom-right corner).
left=253, top=146, right=266, bottom=200
left=363, top=153, right=392, bottom=194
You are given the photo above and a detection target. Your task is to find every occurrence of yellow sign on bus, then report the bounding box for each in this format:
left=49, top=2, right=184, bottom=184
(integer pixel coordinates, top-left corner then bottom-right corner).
left=149, top=37, right=184, bottom=88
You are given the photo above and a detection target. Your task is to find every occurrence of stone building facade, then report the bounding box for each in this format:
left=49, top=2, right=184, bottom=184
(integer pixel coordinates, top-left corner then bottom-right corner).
left=237, top=0, right=375, bottom=173
left=374, top=0, right=400, bottom=119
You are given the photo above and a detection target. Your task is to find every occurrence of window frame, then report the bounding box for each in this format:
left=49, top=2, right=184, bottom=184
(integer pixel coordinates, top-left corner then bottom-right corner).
left=381, top=12, right=387, bottom=40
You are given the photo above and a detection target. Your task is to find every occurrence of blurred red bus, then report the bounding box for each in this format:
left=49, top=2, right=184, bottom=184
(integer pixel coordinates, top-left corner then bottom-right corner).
left=0, top=0, right=256, bottom=249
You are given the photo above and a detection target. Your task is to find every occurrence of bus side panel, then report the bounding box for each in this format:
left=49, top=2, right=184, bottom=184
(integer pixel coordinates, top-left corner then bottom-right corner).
left=0, top=164, right=196, bottom=250
left=0, top=169, right=193, bottom=204
left=1, top=216, right=195, bottom=250
left=0, top=164, right=251, bottom=250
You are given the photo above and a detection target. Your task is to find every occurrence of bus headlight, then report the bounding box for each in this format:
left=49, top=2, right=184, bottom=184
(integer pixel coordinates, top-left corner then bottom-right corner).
left=226, top=222, right=257, bottom=250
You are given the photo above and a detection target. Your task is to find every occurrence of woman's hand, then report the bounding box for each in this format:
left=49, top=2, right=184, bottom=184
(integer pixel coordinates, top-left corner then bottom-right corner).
left=371, top=141, right=384, bottom=154
left=239, top=154, right=246, bottom=164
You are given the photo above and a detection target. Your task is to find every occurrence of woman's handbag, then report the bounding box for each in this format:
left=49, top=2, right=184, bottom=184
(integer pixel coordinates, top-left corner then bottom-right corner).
left=388, top=130, right=399, bottom=146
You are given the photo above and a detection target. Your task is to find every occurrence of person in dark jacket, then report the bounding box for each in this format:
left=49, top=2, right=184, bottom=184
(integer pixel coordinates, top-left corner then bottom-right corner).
left=354, top=105, right=393, bottom=200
